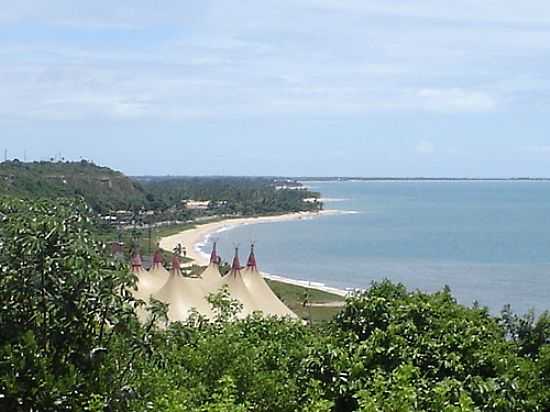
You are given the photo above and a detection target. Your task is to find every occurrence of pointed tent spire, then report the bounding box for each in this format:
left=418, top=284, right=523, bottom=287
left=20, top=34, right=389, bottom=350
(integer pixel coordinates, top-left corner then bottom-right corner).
left=153, top=249, right=163, bottom=265
left=130, top=251, right=143, bottom=272
left=246, top=244, right=257, bottom=271
left=111, top=241, right=123, bottom=256
left=210, top=241, right=218, bottom=265
left=171, top=254, right=182, bottom=274
left=231, top=247, right=241, bottom=274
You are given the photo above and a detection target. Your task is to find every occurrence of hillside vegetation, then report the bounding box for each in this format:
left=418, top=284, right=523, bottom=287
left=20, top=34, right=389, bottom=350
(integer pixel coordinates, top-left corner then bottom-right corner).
left=0, top=160, right=148, bottom=213
left=0, top=162, right=321, bottom=218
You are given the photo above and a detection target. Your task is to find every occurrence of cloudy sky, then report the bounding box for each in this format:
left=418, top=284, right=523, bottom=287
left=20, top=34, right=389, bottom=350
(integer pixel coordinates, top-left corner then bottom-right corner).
left=2, top=1, right=550, bottom=176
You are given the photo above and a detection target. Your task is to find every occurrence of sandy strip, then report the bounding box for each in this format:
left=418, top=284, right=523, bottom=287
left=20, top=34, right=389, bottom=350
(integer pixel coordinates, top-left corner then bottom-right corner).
left=159, top=210, right=352, bottom=297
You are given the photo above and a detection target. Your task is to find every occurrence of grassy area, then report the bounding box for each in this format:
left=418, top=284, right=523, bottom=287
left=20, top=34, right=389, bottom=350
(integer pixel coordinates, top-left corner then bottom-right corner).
left=267, top=279, right=345, bottom=323
left=267, top=279, right=345, bottom=304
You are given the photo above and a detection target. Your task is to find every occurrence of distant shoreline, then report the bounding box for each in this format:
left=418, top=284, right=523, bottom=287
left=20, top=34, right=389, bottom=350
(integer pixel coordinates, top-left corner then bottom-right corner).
left=132, top=175, right=550, bottom=181
left=159, top=210, right=343, bottom=266
left=299, top=177, right=550, bottom=182
left=158, top=210, right=351, bottom=297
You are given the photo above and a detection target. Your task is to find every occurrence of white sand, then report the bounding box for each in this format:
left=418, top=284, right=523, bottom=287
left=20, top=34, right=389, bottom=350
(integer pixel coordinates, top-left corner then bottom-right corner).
left=159, top=210, right=351, bottom=297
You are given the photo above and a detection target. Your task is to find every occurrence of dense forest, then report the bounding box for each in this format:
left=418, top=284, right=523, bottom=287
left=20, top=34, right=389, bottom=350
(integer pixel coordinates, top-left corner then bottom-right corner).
left=1, top=196, right=549, bottom=411
left=0, top=161, right=321, bottom=219
left=139, top=176, right=321, bottom=216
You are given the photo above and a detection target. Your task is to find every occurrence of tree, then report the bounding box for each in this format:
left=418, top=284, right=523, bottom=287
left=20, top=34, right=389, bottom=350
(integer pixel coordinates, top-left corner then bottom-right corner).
left=0, top=197, right=154, bottom=411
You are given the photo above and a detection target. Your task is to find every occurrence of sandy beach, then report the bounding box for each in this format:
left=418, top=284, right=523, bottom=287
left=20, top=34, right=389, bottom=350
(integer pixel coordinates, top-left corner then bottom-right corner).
left=159, top=210, right=350, bottom=297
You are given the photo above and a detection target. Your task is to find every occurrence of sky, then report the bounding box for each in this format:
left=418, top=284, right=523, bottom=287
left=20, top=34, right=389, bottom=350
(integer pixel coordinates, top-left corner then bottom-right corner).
left=1, top=1, right=550, bottom=177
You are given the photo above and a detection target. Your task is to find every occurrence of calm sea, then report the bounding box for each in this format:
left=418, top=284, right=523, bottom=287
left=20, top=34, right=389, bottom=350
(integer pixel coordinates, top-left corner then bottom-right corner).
left=208, top=181, right=550, bottom=314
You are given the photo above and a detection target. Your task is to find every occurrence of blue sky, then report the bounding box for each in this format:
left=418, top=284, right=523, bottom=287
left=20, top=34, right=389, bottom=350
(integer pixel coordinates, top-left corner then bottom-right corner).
left=2, top=1, right=550, bottom=176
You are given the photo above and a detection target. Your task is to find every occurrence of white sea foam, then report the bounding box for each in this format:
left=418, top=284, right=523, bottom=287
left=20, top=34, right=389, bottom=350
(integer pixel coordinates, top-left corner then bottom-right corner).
left=319, top=198, right=349, bottom=202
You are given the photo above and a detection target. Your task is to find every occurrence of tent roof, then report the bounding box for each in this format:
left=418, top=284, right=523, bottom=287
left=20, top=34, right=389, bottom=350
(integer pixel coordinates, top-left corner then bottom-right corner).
left=153, top=255, right=213, bottom=322
left=210, top=241, right=219, bottom=264
left=242, top=246, right=297, bottom=319
left=212, top=248, right=260, bottom=319
left=153, top=249, right=164, bottom=265
left=246, top=244, right=257, bottom=271
left=200, top=242, right=223, bottom=286
left=130, top=252, right=143, bottom=272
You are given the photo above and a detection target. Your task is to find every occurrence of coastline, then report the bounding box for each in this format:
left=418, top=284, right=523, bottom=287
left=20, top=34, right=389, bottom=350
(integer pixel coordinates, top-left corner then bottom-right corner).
left=159, top=210, right=351, bottom=297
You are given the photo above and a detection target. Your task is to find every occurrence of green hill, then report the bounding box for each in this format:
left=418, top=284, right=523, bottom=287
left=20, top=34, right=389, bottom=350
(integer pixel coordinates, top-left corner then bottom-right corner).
left=0, top=160, right=148, bottom=213
left=0, top=161, right=322, bottom=220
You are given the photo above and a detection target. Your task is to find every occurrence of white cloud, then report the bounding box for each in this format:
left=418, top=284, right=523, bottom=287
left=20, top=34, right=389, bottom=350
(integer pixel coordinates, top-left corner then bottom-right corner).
left=524, top=145, right=550, bottom=153
left=1, top=0, right=549, bottom=121
left=416, top=141, right=435, bottom=154
left=417, top=88, right=497, bottom=112
left=305, top=0, right=550, bottom=25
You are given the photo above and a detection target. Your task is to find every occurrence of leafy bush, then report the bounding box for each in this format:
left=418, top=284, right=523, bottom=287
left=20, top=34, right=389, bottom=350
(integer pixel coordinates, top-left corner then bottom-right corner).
left=0, top=197, right=154, bottom=411
left=303, top=281, right=550, bottom=411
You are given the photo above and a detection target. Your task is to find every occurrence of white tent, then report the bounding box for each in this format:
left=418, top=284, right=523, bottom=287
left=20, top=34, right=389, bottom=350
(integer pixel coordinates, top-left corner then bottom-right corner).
left=149, top=248, right=170, bottom=280
left=200, top=242, right=223, bottom=287
left=153, top=255, right=214, bottom=322
left=132, top=251, right=169, bottom=301
left=242, top=246, right=298, bottom=319
left=209, top=248, right=261, bottom=319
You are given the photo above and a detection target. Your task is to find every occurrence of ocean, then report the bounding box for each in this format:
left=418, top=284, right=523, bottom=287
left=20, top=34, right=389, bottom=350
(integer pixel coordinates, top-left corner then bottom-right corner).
left=206, top=181, right=550, bottom=315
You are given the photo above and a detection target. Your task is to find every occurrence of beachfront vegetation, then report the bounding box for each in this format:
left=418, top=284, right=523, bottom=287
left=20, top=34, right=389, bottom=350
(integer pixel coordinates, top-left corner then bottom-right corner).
left=1, top=196, right=549, bottom=411
left=139, top=176, right=322, bottom=216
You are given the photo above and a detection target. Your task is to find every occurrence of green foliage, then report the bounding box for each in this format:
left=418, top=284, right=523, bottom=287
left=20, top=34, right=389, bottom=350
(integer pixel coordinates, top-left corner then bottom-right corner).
left=500, top=305, right=550, bottom=358
left=207, top=287, right=244, bottom=323
left=132, top=315, right=322, bottom=412
left=303, top=280, right=550, bottom=411
left=0, top=162, right=321, bottom=220
left=140, top=176, right=322, bottom=217
left=0, top=197, right=548, bottom=411
left=0, top=160, right=149, bottom=213
left=0, top=197, right=153, bottom=411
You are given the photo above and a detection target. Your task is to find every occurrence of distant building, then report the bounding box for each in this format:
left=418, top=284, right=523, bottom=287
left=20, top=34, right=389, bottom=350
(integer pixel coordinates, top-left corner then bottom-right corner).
left=183, top=200, right=211, bottom=210
left=303, top=198, right=320, bottom=203
left=275, top=185, right=306, bottom=191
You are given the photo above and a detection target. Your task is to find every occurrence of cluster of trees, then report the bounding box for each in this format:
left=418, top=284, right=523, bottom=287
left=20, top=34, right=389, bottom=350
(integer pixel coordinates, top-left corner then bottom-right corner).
left=140, top=176, right=322, bottom=216
left=1, top=197, right=549, bottom=411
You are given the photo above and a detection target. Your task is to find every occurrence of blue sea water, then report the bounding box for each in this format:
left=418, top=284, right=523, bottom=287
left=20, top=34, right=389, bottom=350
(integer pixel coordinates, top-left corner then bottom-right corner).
left=208, top=181, right=550, bottom=314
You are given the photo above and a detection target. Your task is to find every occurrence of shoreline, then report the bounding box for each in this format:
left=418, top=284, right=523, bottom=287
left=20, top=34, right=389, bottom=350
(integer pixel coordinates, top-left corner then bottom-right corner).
left=159, top=210, right=352, bottom=297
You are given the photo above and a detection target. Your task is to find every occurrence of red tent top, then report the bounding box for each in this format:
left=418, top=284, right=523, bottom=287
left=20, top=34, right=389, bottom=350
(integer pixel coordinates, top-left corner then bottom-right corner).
left=153, top=249, right=164, bottom=265
left=210, top=242, right=218, bottom=264
left=231, top=247, right=241, bottom=273
left=171, top=254, right=181, bottom=274
left=131, top=253, right=142, bottom=272
left=246, top=244, right=257, bottom=271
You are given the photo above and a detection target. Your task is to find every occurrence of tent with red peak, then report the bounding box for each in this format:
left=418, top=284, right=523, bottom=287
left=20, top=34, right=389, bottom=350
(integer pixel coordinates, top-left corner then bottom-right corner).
left=132, top=250, right=169, bottom=301
left=208, top=248, right=260, bottom=319
left=152, top=255, right=213, bottom=322
left=130, top=242, right=298, bottom=322
left=149, top=249, right=170, bottom=280
left=199, top=242, right=223, bottom=287
left=241, top=245, right=297, bottom=318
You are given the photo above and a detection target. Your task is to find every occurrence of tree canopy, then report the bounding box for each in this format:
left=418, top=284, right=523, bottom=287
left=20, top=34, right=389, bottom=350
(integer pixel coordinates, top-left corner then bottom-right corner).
left=0, top=162, right=321, bottom=219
